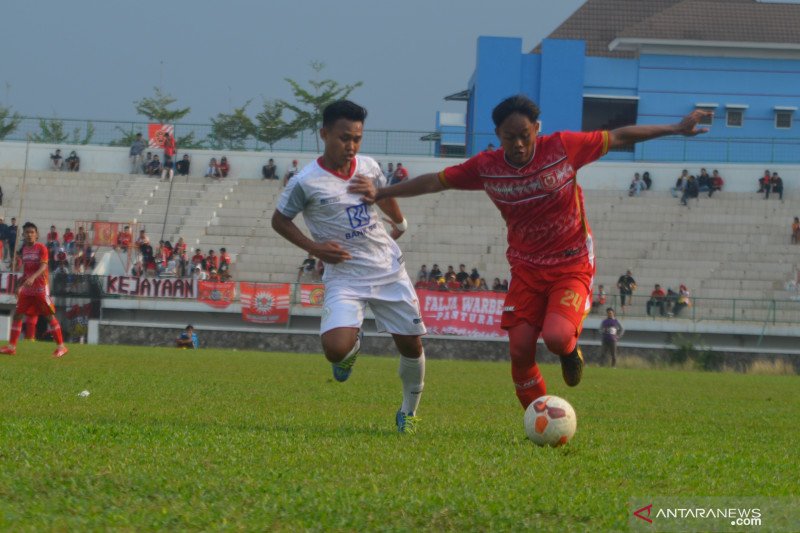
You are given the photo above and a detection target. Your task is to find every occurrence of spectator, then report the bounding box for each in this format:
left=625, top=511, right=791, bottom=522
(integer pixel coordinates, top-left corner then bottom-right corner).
left=642, top=171, right=652, bottom=190
left=477, top=278, right=488, bottom=290
left=218, top=247, right=232, bottom=279
left=696, top=168, right=711, bottom=194
left=758, top=169, right=771, bottom=193
left=53, top=247, right=69, bottom=274
left=767, top=172, right=784, bottom=200
left=492, top=277, right=503, bottom=291
left=298, top=252, right=316, bottom=281
left=135, top=229, right=148, bottom=248
left=161, top=131, right=176, bottom=182
left=671, top=169, right=688, bottom=198
left=218, top=156, right=230, bottom=178
left=428, top=264, right=442, bottom=281
left=174, top=237, right=187, bottom=257
left=444, top=265, right=456, bottom=279
left=74, top=226, right=87, bottom=255
left=617, top=270, right=636, bottom=315
left=158, top=255, right=178, bottom=277
left=628, top=172, right=645, bottom=197
left=0, top=184, right=3, bottom=206
left=500, top=279, right=509, bottom=291
left=208, top=268, right=221, bottom=282
left=131, top=260, right=144, bottom=277
left=390, top=162, right=409, bottom=185
left=709, top=169, right=724, bottom=197
left=143, top=152, right=153, bottom=174
left=469, top=267, right=481, bottom=288
left=283, top=160, right=299, bottom=186
left=455, top=264, right=470, bottom=287
left=599, top=307, right=624, bottom=367
left=591, top=284, right=607, bottom=313
left=205, top=157, right=220, bottom=179
left=116, top=225, right=133, bottom=251
left=63, top=227, right=75, bottom=254
left=646, top=284, right=667, bottom=317
left=6, top=218, right=17, bottom=262
left=46, top=225, right=59, bottom=251
left=192, top=264, right=208, bottom=281
left=129, top=133, right=147, bottom=174
left=177, top=251, right=189, bottom=278
left=206, top=249, right=219, bottom=272
left=139, top=239, right=155, bottom=273
left=50, top=149, right=63, bottom=171
left=672, top=284, right=692, bottom=317
left=65, top=151, right=80, bottom=172
left=176, top=154, right=191, bottom=176
left=262, top=158, right=277, bottom=180
left=147, top=155, right=162, bottom=176
left=176, top=325, right=199, bottom=349
left=385, top=162, right=395, bottom=183
left=416, top=264, right=428, bottom=283
left=792, top=217, right=800, bottom=244
left=680, top=175, right=699, bottom=206
left=0, top=217, right=7, bottom=264
left=191, top=248, right=205, bottom=269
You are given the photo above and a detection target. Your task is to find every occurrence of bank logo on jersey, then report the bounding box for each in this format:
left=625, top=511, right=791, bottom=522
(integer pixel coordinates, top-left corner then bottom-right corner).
left=346, top=203, right=370, bottom=229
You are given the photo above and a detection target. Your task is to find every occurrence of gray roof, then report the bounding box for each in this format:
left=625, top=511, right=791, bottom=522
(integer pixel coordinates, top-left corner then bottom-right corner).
left=532, top=0, right=800, bottom=58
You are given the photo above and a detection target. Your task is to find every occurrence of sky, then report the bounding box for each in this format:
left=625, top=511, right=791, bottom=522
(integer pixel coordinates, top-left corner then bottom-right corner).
left=1, top=0, right=585, bottom=131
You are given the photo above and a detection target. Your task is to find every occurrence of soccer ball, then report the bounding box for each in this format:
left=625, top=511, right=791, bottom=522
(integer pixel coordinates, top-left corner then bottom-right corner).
left=523, top=395, right=577, bottom=447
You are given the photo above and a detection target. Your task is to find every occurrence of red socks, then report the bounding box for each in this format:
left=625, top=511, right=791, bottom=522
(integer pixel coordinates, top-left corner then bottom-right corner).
left=9, top=320, right=22, bottom=346
left=512, top=363, right=546, bottom=409
left=25, top=316, right=38, bottom=340
left=48, top=318, right=64, bottom=346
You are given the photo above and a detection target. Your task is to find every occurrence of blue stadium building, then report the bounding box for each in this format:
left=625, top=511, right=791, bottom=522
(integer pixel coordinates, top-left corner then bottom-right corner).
left=447, top=0, right=800, bottom=162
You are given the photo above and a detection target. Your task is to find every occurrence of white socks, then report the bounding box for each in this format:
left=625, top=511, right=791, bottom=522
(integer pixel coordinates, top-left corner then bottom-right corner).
left=399, top=352, right=425, bottom=415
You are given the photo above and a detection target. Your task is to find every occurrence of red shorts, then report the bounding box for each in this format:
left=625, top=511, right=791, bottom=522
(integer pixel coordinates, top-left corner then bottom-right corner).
left=501, top=262, right=594, bottom=332
left=16, top=291, right=56, bottom=317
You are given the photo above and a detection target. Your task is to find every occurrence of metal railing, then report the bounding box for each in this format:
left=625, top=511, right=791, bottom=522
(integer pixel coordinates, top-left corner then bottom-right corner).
left=8, top=116, right=800, bottom=162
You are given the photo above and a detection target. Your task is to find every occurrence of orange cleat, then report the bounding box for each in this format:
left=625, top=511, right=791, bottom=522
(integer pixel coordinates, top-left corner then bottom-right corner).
left=0, top=345, right=16, bottom=355
left=52, top=345, right=68, bottom=358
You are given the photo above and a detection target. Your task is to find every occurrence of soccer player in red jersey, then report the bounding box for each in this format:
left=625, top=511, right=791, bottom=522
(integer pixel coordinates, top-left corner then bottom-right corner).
left=349, top=95, right=708, bottom=409
left=1, top=222, right=68, bottom=357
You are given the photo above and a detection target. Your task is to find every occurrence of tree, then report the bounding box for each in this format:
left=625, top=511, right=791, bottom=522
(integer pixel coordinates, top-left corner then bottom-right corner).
left=280, top=61, right=363, bottom=151
left=0, top=105, right=21, bottom=140
left=134, top=87, right=191, bottom=124
left=31, top=119, right=94, bottom=145
left=254, top=100, right=297, bottom=151
left=208, top=102, right=256, bottom=150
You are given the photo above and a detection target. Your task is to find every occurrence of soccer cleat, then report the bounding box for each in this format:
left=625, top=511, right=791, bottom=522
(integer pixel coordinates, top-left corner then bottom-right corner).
left=560, top=346, right=584, bottom=387
left=395, top=410, right=419, bottom=435
left=52, top=345, right=68, bottom=358
left=331, top=330, right=362, bottom=382
left=0, top=345, right=16, bottom=355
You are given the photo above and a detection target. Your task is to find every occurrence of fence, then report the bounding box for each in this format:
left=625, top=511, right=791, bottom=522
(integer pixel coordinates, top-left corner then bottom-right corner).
left=9, top=116, right=800, bottom=162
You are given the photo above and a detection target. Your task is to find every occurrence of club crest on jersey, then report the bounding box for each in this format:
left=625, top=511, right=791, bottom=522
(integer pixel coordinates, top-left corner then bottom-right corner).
left=541, top=172, right=558, bottom=190
left=346, top=203, right=370, bottom=229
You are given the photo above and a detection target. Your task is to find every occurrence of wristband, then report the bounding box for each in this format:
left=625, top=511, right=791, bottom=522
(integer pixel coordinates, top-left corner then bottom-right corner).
left=395, top=217, right=408, bottom=232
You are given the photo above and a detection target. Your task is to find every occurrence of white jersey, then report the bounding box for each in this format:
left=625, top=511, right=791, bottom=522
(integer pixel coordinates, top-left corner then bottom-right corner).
left=276, top=155, right=406, bottom=286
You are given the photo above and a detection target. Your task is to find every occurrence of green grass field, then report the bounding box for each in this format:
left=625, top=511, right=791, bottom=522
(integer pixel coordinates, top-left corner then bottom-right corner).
left=0, top=344, right=796, bottom=531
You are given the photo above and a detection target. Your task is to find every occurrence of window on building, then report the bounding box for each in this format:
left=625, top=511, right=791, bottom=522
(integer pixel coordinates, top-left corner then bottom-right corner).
left=726, top=109, right=744, bottom=128
left=582, top=96, right=638, bottom=152
left=695, top=106, right=716, bottom=126
left=775, top=110, right=794, bottom=129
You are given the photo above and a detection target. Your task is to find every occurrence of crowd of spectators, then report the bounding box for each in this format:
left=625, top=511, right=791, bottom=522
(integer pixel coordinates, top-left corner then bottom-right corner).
left=383, top=162, right=409, bottom=185
left=669, top=168, right=725, bottom=206
left=412, top=263, right=507, bottom=292
left=205, top=156, right=230, bottom=179
left=50, top=149, right=80, bottom=172
left=609, top=269, right=691, bottom=317
left=128, top=228, right=233, bottom=280
left=757, top=169, right=784, bottom=200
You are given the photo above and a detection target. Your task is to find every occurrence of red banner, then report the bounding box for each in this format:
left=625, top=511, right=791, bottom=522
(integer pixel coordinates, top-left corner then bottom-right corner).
left=197, top=281, right=236, bottom=308
left=300, top=284, right=325, bottom=307
left=417, top=289, right=507, bottom=338
left=93, top=222, right=119, bottom=247
left=148, top=123, right=174, bottom=149
left=240, top=282, right=290, bottom=324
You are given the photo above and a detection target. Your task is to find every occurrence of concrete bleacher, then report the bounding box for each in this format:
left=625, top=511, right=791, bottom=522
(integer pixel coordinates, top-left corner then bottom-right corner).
left=0, top=168, right=797, bottom=323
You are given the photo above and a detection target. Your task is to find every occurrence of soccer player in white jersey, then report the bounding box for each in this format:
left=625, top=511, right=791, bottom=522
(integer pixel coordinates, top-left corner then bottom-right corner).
left=271, top=100, right=426, bottom=434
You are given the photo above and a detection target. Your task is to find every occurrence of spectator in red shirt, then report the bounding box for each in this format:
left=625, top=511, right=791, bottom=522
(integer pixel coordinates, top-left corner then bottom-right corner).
left=218, top=156, right=230, bottom=178
left=646, top=284, right=667, bottom=316
left=62, top=227, right=75, bottom=254
left=390, top=162, right=409, bottom=185
left=191, top=248, right=205, bottom=268
left=161, top=131, right=176, bottom=182
left=205, top=249, right=219, bottom=271
left=46, top=225, right=59, bottom=252
left=709, top=169, right=724, bottom=197
left=116, top=225, right=133, bottom=251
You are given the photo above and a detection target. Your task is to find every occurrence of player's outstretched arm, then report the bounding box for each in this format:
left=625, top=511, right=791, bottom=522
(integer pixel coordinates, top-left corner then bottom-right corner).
left=349, top=173, right=445, bottom=205
left=271, top=210, right=352, bottom=264
left=608, top=109, right=710, bottom=150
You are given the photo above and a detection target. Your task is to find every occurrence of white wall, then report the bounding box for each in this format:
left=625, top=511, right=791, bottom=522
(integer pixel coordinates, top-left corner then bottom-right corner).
left=0, top=140, right=790, bottom=193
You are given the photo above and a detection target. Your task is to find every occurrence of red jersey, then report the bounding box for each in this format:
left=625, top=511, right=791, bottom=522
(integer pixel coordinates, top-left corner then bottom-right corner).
left=63, top=231, right=74, bottom=243
left=440, top=130, right=609, bottom=269
left=20, top=242, right=49, bottom=294
left=117, top=231, right=132, bottom=248
left=46, top=231, right=59, bottom=243
left=164, top=136, right=176, bottom=156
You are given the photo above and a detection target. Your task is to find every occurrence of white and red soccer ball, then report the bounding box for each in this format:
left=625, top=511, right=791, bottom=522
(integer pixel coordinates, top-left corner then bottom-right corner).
left=524, top=395, right=577, bottom=447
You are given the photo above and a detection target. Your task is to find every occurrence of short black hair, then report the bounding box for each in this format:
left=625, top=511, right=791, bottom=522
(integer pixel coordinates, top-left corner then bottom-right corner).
left=186, top=325, right=193, bottom=330
left=606, top=307, right=615, bottom=313
left=23, top=222, right=37, bottom=232
left=491, top=95, right=540, bottom=127
left=322, top=100, right=367, bottom=128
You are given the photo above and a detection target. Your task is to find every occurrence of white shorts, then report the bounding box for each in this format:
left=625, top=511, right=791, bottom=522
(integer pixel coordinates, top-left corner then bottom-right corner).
left=320, top=277, right=427, bottom=336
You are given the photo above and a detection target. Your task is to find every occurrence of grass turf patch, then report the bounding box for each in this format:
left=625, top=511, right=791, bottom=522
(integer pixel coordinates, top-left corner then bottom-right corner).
left=0, top=344, right=796, bottom=531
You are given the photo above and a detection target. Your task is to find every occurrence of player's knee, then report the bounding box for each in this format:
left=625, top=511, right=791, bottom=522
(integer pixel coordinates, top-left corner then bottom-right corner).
left=542, top=315, right=578, bottom=356
left=393, top=334, right=423, bottom=358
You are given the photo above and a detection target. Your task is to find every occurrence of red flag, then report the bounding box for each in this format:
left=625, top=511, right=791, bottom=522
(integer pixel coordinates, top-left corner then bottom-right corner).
left=240, top=282, right=290, bottom=324
left=148, top=124, right=174, bottom=149
left=92, top=222, right=119, bottom=247
left=300, top=284, right=325, bottom=307
left=198, top=281, right=236, bottom=308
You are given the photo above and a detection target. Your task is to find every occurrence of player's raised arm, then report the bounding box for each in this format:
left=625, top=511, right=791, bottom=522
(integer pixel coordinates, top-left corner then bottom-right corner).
left=608, top=109, right=710, bottom=150
left=349, top=172, right=445, bottom=205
